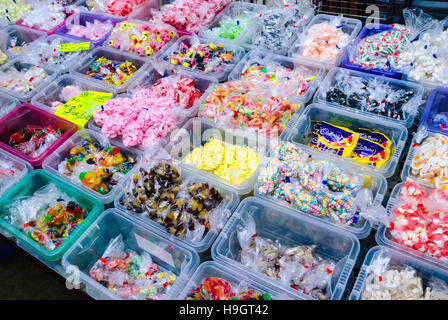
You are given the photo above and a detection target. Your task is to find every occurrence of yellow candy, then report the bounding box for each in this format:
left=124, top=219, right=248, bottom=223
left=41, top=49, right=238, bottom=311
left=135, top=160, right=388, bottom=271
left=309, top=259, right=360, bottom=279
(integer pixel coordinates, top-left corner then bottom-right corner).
left=168, top=274, right=177, bottom=284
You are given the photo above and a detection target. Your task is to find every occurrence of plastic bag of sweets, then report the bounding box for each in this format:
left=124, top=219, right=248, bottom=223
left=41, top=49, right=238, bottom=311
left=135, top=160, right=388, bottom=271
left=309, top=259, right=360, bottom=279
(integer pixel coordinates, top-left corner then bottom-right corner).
left=0, top=63, right=49, bottom=96
left=19, top=1, right=67, bottom=31
left=83, top=0, right=146, bottom=17
left=89, top=234, right=177, bottom=300
left=236, top=214, right=335, bottom=300
left=9, top=125, right=62, bottom=158
left=3, top=183, right=88, bottom=251
left=0, top=0, right=33, bottom=26
left=0, top=156, right=23, bottom=196
left=361, top=253, right=448, bottom=300
left=57, top=139, right=136, bottom=195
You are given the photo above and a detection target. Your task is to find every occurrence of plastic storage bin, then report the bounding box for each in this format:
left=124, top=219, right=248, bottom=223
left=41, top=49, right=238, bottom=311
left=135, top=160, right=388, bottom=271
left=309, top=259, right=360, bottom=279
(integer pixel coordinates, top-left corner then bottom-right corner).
left=419, top=87, right=448, bottom=135
left=212, top=197, right=360, bottom=300
left=0, top=104, right=78, bottom=168
left=349, top=245, right=448, bottom=300
left=114, top=161, right=239, bottom=253
left=254, top=138, right=387, bottom=239
left=61, top=208, right=200, bottom=300
left=43, top=129, right=142, bottom=204
left=341, top=23, right=403, bottom=79
left=288, top=14, right=362, bottom=70
left=15, top=9, right=75, bottom=36
left=377, top=182, right=448, bottom=269
left=177, top=261, right=302, bottom=300
left=0, top=59, right=59, bottom=102
left=31, top=74, right=117, bottom=115
left=313, top=68, right=424, bottom=128
left=402, top=74, right=448, bottom=99
left=70, top=46, right=148, bottom=93
left=286, top=103, right=408, bottom=178
left=159, top=35, right=247, bottom=83
left=0, top=25, right=46, bottom=61
left=0, top=148, right=32, bottom=198
left=228, top=51, right=326, bottom=104
left=56, top=13, right=123, bottom=47
left=0, top=169, right=104, bottom=261
left=166, top=117, right=270, bottom=196
left=0, top=93, right=20, bottom=120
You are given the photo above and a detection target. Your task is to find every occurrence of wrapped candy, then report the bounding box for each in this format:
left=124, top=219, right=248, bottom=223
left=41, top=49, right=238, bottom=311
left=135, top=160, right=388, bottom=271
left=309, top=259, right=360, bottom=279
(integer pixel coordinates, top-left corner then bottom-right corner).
left=106, top=21, right=177, bottom=58
left=362, top=253, right=448, bottom=300
left=237, top=215, right=335, bottom=300
left=183, top=138, right=260, bottom=185
left=19, top=1, right=67, bottom=31
left=9, top=125, right=61, bottom=158
left=0, top=63, right=49, bottom=95
left=85, top=56, right=138, bottom=87
left=67, top=19, right=114, bottom=41
left=3, top=183, right=87, bottom=251
left=57, top=140, right=136, bottom=195
left=89, top=234, right=177, bottom=300
left=0, top=0, right=33, bottom=26
left=85, top=0, right=146, bottom=17
left=429, top=113, right=448, bottom=131
left=186, top=277, right=272, bottom=300
left=119, top=159, right=226, bottom=241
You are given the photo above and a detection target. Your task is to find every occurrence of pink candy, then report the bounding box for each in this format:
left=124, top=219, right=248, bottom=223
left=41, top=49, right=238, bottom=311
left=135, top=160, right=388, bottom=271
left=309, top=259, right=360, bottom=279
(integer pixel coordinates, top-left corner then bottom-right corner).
left=67, top=19, right=113, bottom=41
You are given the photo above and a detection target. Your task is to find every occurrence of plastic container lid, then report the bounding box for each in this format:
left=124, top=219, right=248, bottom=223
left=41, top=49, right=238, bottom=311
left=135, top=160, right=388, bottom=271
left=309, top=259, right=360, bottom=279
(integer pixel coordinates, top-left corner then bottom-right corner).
left=349, top=246, right=448, bottom=300
left=254, top=135, right=387, bottom=239
left=0, top=93, right=20, bottom=120
left=313, top=67, right=424, bottom=128
left=31, top=73, right=117, bottom=115
left=0, top=169, right=104, bottom=261
left=15, top=9, right=76, bottom=36
left=42, top=128, right=142, bottom=204
left=166, top=117, right=271, bottom=196
left=0, top=148, right=32, bottom=198
left=61, top=208, right=200, bottom=300
left=0, top=104, right=78, bottom=168
left=288, top=14, right=362, bottom=70
left=419, top=87, right=448, bottom=135
left=286, top=103, right=408, bottom=178
left=177, top=261, right=302, bottom=300
left=211, top=197, right=360, bottom=300
left=341, top=23, right=403, bottom=79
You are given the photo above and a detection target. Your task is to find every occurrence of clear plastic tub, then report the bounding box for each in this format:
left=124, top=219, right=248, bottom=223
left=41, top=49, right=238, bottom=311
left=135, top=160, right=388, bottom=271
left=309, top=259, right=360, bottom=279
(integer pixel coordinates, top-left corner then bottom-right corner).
left=0, top=104, right=78, bottom=168
left=177, top=261, right=302, bottom=300
left=254, top=136, right=387, bottom=239
left=166, top=117, right=270, bottom=196
left=69, top=46, right=149, bottom=93
left=72, top=0, right=159, bottom=19
left=288, top=14, right=362, bottom=70
left=31, top=74, right=117, bottom=115
left=377, top=182, right=448, bottom=269
left=198, top=1, right=265, bottom=47
left=42, top=128, right=142, bottom=204
left=402, top=74, right=448, bottom=99
left=349, top=245, right=448, bottom=300
left=286, top=103, right=408, bottom=178
left=313, top=67, right=424, bottom=128
left=159, top=35, right=247, bottom=83
left=419, top=87, right=448, bottom=135
left=0, top=93, right=20, bottom=120
left=114, top=159, right=239, bottom=253
left=15, top=9, right=76, bottom=36
left=61, top=208, right=200, bottom=300
left=0, top=25, right=46, bottom=62
left=228, top=50, right=325, bottom=104
left=55, top=12, right=123, bottom=47
left=0, top=148, right=32, bottom=198
left=211, top=197, right=360, bottom=300
left=341, top=23, right=403, bottom=79
left=0, top=59, right=59, bottom=102
left=0, top=169, right=104, bottom=261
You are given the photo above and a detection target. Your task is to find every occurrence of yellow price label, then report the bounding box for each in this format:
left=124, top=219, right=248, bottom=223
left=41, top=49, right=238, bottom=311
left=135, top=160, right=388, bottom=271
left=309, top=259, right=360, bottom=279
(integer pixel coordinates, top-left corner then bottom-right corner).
left=58, top=42, right=91, bottom=52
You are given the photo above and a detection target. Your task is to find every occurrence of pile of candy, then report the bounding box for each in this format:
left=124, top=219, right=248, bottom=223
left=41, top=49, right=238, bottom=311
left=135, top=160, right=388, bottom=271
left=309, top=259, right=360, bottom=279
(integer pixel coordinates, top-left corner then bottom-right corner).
left=429, top=113, right=448, bottom=131
left=85, top=56, right=138, bottom=86
left=0, top=0, right=32, bottom=25
left=0, top=64, right=49, bottom=95
left=67, top=19, right=114, bottom=41
left=309, top=122, right=392, bottom=167
left=85, top=0, right=146, bottom=17
left=237, top=216, right=335, bottom=300
left=57, top=140, right=136, bottom=195
left=3, top=183, right=87, bottom=250
left=119, top=161, right=225, bottom=240
left=153, top=0, right=230, bottom=33
left=324, top=73, right=417, bottom=120
left=200, top=81, right=299, bottom=137
left=362, top=254, right=448, bottom=300
left=186, top=277, right=272, bottom=300
left=89, top=235, right=177, bottom=300
left=46, top=84, right=84, bottom=110
left=409, top=133, right=448, bottom=190
left=389, top=180, right=448, bottom=259
left=9, top=125, right=61, bottom=158
left=350, top=24, right=411, bottom=71
left=19, top=1, right=67, bottom=31
left=93, top=75, right=201, bottom=147
left=183, top=138, right=260, bottom=185
left=206, top=14, right=252, bottom=42
left=166, top=40, right=238, bottom=74
left=0, top=158, right=20, bottom=196
left=106, top=21, right=176, bottom=57
left=257, top=141, right=370, bottom=226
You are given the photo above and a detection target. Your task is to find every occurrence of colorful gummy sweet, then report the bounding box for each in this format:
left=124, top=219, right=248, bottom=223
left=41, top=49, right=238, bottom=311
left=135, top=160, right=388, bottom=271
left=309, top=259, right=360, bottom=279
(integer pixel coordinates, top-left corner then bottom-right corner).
left=86, top=56, right=138, bottom=86
left=58, top=141, right=136, bottom=195
left=9, top=125, right=62, bottom=158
